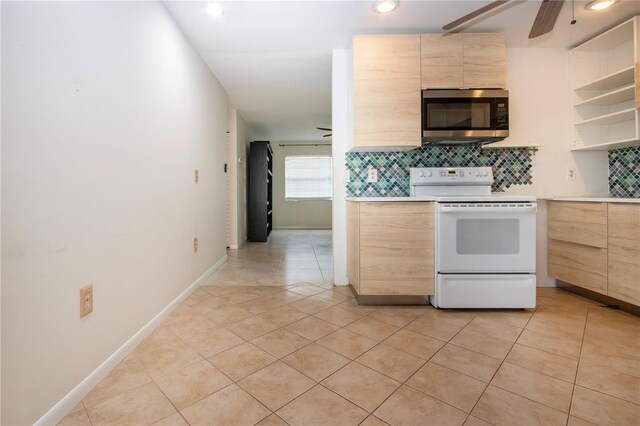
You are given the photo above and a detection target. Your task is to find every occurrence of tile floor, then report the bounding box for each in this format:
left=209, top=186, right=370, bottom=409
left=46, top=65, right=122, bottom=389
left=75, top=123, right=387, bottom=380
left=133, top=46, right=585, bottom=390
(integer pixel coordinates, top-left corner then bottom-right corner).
left=60, top=231, right=640, bottom=426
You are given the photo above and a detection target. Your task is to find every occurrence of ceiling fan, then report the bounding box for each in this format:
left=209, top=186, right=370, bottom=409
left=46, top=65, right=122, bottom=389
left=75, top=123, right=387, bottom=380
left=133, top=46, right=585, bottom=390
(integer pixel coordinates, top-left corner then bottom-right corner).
left=443, top=0, right=568, bottom=39
left=316, top=127, right=332, bottom=137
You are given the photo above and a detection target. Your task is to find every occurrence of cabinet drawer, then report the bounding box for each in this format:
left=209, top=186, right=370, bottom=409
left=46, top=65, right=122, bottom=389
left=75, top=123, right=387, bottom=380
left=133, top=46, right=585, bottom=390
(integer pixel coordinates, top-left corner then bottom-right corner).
left=548, top=201, right=607, bottom=248
left=548, top=239, right=607, bottom=295
left=608, top=204, right=640, bottom=305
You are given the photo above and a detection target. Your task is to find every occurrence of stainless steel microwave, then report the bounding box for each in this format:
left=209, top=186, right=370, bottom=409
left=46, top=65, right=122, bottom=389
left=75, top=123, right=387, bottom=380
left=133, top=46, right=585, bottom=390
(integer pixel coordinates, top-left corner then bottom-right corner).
left=422, top=89, right=509, bottom=145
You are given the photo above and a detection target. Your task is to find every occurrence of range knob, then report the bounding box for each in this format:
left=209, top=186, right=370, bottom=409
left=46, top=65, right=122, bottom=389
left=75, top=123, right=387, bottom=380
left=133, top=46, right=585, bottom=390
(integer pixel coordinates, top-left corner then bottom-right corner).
left=418, top=171, right=425, bottom=177
left=474, top=170, right=480, bottom=177
left=426, top=170, right=432, bottom=177
left=482, top=170, right=489, bottom=177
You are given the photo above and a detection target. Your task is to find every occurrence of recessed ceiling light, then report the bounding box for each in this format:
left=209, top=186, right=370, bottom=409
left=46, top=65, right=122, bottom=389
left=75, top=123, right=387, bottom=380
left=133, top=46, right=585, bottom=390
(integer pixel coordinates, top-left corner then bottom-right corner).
left=206, top=3, right=224, bottom=17
left=374, top=0, right=398, bottom=13
left=586, top=0, right=617, bottom=10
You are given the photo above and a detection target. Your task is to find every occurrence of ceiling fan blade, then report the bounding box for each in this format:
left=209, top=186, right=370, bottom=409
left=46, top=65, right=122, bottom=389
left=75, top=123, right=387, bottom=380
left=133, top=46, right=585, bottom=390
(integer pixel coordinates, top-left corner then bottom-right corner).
left=323, top=134, right=332, bottom=137
left=529, top=0, right=565, bottom=39
left=316, top=127, right=332, bottom=131
left=443, top=0, right=512, bottom=31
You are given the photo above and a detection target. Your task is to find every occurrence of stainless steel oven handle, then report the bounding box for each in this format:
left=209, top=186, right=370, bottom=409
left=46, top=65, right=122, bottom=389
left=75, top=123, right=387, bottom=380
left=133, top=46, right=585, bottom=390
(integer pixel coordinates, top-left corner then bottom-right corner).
left=439, top=206, right=537, bottom=214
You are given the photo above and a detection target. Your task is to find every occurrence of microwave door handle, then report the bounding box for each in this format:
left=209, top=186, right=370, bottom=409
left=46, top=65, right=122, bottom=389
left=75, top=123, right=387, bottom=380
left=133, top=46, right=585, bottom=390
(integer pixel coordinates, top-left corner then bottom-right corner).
left=439, top=206, right=537, bottom=214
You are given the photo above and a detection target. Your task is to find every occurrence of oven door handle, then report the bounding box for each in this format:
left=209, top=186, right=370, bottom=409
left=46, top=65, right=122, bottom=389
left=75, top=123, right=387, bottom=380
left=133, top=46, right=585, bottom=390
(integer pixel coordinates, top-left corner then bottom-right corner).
left=439, top=205, right=537, bottom=214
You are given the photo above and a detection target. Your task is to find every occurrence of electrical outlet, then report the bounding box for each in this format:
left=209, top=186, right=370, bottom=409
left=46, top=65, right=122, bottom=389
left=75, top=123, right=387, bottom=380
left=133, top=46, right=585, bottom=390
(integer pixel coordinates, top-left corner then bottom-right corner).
left=367, top=168, right=378, bottom=183
left=194, top=170, right=199, bottom=183
left=80, top=284, right=93, bottom=318
left=194, top=237, right=199, bottom=253
left=566, top=167, right=576, bottom=181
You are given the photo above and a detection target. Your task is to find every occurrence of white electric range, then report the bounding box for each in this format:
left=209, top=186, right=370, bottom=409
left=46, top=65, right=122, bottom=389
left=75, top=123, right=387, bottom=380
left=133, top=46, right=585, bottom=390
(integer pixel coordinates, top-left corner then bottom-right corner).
left=411, top=167, right=537, bottom=309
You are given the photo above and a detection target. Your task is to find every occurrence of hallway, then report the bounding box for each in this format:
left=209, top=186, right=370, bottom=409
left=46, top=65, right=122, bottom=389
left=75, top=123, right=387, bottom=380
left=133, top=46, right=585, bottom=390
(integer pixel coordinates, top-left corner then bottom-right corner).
left=59, top=231, right=640, bottom=426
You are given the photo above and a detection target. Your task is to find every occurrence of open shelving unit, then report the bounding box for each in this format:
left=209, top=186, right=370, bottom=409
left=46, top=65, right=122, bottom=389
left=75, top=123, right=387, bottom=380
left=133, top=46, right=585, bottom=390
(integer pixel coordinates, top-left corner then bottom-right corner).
left=570, top=17, right=639, bottom=152
left=248, top=141, right=273, bottom=242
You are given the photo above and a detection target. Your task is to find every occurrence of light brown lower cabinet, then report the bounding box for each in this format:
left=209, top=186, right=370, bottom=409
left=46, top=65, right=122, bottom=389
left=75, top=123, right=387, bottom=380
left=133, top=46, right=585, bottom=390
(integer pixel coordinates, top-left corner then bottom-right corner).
left=547, top=201, right=640, bottom=306
left=347, top=201, right=434, bottom=296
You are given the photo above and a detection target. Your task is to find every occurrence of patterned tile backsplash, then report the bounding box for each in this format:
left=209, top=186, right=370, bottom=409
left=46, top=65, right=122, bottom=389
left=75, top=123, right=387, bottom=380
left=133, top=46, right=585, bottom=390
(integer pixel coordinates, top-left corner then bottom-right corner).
left=345, top=146, right=533, bottom=197
left=609, top=146, right=640, bottom=198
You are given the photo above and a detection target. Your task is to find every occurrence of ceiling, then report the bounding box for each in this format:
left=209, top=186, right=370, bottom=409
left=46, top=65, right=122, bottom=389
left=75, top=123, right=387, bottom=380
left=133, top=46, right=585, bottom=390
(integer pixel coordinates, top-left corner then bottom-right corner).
left=165, top=0, right=640, bottom=141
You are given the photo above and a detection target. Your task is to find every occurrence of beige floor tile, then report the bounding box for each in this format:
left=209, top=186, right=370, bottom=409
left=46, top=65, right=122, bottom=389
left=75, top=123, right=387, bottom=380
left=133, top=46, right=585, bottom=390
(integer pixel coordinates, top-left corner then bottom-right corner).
left=464, top=318, right=523, bottom=342
left=154, top=360, right=232, bottom=409
left=580, top=338, right=640, bottom=378
left=130, top=327, right=184, bottom=357
left=180, top=384, right=270, bottom=426
left=151, top=412, right=189, bottom=425
left=313, top=306, right=362, bottom=327
left=226, top=315, right=280, bottom=340
left=473, top=310, right=533, bottom=329
left=251, top=328, right=311, bottom=358
left=491, top=362, right=573, bottom=412
left=356, top=344, right=425, bottom=382
left=369, top=307, right=426, bottom=327
left=345, top=316, right=400, bottom=341
left=134, top=340, right=203, bottom=380
left=238, top=361, right=315, bottom=410
left=576, top=361, right=640, bottom=404
left=517, top=328, right=582, bottom=359
left=256, top=413, right=289, bottom=426
left=505, top=343, right=578, bottom=383
left=450, top=326, right=514, bottom=360
left=204, top=305, right=253, bottom=327
left=463, top=416, right=492, bottom=426
left=383, top=329, right=445, bottom=360
left=472, top=385, right=567, bottom=426
left=374, top=385, right=468, bottom=426
left=85, top=382, right=176, bottom=425
left=83, top=358, right=152, bottom=408
left=288, top=284, right=326, bottom=296
left=322, top=361, right=400, bottom=412
left=259, top=305, right=309, bottom=326
left=360, top=415, right=390, bottom=426
left=310, top=289, right=354, bottom=305
left=337, top=298, right=380, bottom=315
left=420, top=308, right=478, bottom=328
left=208, top=342, right=276, bottom=381
left=526, top=316, right=585, bottom=341
left=288, top=297, right=335, bottom=314
left=180, top=322, right=245, bottom=358
left=282, top=343, right=350, bottom=381
left=316, top=329, right=378, bottom=359
left=430, top=344, right=502, bottom=383
left=276, top=385, right=367, bottom=426
left=407, top=362, right=486, bottom=412
left=570, top=385, right=640, bottom=426
left=58, top=403, right=91, bottom=426
left=285, top=316, right=340, bottom=341
left=405, top=315, right=465, bottom=341
left=567, top=415, right=598, bottom=426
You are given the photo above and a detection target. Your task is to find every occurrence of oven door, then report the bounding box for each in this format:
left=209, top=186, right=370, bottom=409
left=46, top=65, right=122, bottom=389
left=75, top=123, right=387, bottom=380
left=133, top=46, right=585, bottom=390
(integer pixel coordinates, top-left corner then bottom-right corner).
left=437, top=202, right=536, bottom=273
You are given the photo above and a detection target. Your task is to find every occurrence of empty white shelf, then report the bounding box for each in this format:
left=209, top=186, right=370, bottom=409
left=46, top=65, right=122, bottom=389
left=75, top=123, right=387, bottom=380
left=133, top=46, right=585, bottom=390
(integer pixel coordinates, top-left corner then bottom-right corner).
left=575, top=108, right=636, bottom=126
left=574, top=84, right=635, bottom=107
left=571, top=137, right=639, bottom=151
left=575, top=66, right=635, bottom=92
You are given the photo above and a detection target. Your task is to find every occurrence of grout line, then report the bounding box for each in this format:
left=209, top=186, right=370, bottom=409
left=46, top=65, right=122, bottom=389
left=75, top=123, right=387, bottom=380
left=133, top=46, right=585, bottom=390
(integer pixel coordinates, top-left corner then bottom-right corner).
left=565, top=304, right=594, bottom=425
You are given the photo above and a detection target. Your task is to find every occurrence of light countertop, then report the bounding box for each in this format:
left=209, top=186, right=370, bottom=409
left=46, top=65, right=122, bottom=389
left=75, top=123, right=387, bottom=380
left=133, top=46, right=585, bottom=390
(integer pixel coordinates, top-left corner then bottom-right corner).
left=548, top=196, right=639, bottom=204
left=346, top=196, right=639, bottom=203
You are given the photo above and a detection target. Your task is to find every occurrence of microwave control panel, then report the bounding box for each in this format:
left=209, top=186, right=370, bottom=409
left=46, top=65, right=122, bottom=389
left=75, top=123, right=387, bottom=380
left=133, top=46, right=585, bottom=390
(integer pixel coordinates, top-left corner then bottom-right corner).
left=410, top=167, right=494, bottom=185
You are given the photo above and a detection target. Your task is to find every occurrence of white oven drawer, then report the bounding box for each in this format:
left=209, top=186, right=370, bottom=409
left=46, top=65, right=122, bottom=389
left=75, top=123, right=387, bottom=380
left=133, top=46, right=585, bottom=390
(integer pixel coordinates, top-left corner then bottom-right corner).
left=434, top=274, right=536, bottom=309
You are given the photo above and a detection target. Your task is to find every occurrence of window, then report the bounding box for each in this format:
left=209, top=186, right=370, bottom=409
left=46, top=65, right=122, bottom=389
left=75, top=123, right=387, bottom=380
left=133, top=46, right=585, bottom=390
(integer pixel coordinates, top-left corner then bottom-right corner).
left=285, top=156, right=332, bottom=200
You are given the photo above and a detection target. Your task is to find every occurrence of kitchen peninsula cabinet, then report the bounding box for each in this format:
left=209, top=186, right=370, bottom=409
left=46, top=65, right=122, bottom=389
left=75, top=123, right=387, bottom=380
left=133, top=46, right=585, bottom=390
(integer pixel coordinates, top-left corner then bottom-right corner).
left=346, top=201, right=434, bottom=296
left=420, top=33, right=506, bottom=90
left=352, top=34, right=421, bottom=148
left=547, top=200, right=640, bottom=306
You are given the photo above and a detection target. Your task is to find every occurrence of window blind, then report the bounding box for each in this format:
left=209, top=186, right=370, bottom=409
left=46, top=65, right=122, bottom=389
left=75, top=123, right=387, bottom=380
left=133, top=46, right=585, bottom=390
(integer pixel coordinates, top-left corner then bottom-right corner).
left=285, top=156, right=332, bottom=199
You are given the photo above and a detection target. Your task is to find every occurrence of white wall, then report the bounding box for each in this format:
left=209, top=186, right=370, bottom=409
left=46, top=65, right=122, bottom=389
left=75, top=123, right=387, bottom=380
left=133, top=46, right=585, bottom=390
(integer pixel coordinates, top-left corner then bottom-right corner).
left=272, top=143, right=333, bottom=229
left=1, top=2, right=228, bottom=424
left=331, top=47, right=609, bottom=288
left=226, top=109, right=252, bottom=248
left=236, top=114, right=251, bottom=245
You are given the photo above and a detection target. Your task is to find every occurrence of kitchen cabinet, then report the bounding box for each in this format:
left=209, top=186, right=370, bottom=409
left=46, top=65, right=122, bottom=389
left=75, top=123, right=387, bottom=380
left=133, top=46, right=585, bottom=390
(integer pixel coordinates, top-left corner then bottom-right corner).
left=570, top=16, right=640, bottom=151
left=547, top=201, right=640, bottom=306
left=420, top=33, right=505, bottom=90
left=346, top=201, right=434, bottom=296
left=352, top=34, right=421, bottom=148
left=608, top=203, right=640, bottom=305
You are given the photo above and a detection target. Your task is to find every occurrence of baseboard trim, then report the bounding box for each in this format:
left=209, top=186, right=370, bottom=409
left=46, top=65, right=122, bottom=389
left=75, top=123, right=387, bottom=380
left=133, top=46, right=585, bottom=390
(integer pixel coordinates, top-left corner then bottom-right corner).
left=272, top=226, right=332, bottom=230
left=35, top=255, right=228, bottom=426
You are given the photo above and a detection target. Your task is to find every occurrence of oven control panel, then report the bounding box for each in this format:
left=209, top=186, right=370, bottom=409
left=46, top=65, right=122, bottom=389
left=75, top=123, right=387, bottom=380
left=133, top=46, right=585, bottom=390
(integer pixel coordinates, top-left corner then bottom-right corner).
left=410, top=167, right=493, bottom=185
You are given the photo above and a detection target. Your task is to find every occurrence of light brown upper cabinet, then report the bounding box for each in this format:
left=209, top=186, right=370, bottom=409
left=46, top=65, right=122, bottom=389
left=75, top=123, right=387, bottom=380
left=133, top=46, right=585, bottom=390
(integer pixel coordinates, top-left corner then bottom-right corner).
left=420, top=33, right=506, bottom=90
left=353, top=34, right=421, bottom=148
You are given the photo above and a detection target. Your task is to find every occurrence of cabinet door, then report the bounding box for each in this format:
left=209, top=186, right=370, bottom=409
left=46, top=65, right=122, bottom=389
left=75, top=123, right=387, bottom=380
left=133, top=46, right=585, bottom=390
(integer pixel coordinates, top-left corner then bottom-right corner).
left=548, top=201, right=608, bottom=248
left=608, top=204, right=640, bottom=305
left=421, top=34, right=463, bottom=89
left=548, top=239, right=608, bottom=295
left=463, top=33, right=506, bottom=89
left=346, top=201, right=360, bottom=293
left=353, top=35, right=421, bottom=148
left=359, top=202, right=434, bottom=295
